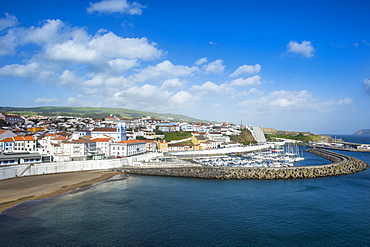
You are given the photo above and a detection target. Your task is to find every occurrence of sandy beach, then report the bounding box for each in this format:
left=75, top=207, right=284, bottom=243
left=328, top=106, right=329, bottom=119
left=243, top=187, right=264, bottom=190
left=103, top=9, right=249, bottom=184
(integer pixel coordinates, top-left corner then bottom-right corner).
left=0, top=170, right=122, bottom=213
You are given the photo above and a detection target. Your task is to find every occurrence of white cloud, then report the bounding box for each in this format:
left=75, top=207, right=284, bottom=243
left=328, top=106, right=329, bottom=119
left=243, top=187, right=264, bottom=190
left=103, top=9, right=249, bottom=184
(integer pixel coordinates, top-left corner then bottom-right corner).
left=0, top=13, right=17, bottom=31
left=22, top=19, right=67, bottom=45
left=87, top=0, right=145, bottom=15
left=161, top=78, right=187, bottom=89
left=108, top=58, right=138, bottom=73
left=0, top=63, right=41, bottom=78
left=191, top=81, right=225, bottom=95
left=43, top=31, right=161, bottom=64
left=88, top=32, right=162, bottom=61
left=111, top=85, right=197, bottom=111
left=231, top=88, right=264, bottom=99
left=0, top=19, right=163, bottom=89
left=65, top=95, right=98, bottom=107
left=203, top=59, right=225, bottom=74
left=286, top=41, right=315, bottom=58
left=45, top=40, right=99, bottom=63
left=238, top=90, right=352, bottom=113
left=34, top=98, right=58, bottom=104
left=131, top=60, right=197, bottom=82
left=169, top=91, right=194, bottom=105
left=0, top=31, right=17, bottom=56
left=0, top=19, right=80, bottom=56
left=111, top=84, right=168, bottom=110
left=336, top=98, right=353, bottom=106
left=363, top=77, right=370, bottom=95
left=246, top=88, right=264, bottom=95
left=58, top=70, right=81, bottom=86
left=195, top=57, right=208, bottom=66
left=83, top=74, right=132, bottom=88
left=229, top=64, right=261, bottom=77
left=0, top=18, right=162, bottom=65
left=230, top=75, right=262, bottom=87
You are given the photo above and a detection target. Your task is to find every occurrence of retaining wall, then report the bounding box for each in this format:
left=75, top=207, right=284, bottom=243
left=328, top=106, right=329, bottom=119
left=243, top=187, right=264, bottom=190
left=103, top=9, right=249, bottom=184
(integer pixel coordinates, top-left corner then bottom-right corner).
left=121, top=148, right=368, bottom=180
left=0, top=159, right=127, bottom=180
left=0, top=153, right=164, bottom=181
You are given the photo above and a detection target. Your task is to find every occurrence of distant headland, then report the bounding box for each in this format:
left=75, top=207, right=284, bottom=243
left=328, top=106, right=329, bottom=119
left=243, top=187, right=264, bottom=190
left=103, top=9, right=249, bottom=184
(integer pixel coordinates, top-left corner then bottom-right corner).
left=353, top=129, right=370, bottom=136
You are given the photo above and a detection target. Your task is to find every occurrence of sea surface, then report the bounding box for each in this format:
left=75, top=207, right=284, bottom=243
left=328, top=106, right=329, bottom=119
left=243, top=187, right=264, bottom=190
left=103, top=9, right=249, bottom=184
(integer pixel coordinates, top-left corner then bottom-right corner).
left=1, top=135, right=369, bottom=246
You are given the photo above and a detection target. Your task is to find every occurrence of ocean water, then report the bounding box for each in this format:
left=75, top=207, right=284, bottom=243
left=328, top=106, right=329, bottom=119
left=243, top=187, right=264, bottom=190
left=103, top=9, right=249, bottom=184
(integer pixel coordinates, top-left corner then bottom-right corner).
left=0, top=135, right=369, bottom=246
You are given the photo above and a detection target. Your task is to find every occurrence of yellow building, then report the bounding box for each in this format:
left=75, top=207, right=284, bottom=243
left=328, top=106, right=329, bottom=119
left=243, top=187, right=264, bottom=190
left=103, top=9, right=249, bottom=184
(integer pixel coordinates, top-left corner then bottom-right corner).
left=190, top=135, right=207, bottom=146
left=27, top=126, right=46, bottom=132
left=157, top=140, right=168, bottom=153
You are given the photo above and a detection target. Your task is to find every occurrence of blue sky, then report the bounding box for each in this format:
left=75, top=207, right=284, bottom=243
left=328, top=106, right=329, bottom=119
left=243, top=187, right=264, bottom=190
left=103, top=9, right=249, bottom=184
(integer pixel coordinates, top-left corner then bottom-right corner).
left=0, top=0, right=369, bottom=134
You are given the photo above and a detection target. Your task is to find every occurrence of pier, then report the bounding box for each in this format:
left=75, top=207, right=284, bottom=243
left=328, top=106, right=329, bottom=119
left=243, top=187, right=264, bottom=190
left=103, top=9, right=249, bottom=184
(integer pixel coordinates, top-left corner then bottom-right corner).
left=311, top=141, right=370, bottom=152
left=121, top=148, right=368, bottom=180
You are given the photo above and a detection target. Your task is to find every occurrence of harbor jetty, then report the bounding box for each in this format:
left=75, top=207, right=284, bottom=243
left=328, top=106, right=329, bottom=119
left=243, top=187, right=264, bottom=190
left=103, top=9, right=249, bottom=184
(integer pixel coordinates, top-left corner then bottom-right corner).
left=121, top=148, right=368, bottom=179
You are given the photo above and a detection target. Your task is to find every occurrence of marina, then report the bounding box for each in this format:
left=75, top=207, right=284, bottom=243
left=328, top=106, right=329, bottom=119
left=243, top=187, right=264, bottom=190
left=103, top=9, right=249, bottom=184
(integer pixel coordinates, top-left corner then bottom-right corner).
left=193, top=145, right=304, bottom=168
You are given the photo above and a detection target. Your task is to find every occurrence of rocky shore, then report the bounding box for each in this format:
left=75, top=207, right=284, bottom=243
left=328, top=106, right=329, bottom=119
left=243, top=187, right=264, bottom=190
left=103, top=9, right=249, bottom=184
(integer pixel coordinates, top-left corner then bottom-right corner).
left=121, top=148, right=368, bottom=180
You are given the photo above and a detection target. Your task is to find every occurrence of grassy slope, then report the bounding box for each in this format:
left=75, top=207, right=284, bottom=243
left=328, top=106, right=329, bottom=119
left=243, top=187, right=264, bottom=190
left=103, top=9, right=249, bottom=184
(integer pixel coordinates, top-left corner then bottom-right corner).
left=0, top=106, right=207, bottom=122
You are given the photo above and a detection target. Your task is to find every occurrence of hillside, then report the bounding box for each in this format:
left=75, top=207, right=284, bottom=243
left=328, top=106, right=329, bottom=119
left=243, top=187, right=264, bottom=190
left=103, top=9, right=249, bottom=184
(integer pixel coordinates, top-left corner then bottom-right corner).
left=0, top=106, right=207, bottom=123
left=353, top=129, right=370, bottom=136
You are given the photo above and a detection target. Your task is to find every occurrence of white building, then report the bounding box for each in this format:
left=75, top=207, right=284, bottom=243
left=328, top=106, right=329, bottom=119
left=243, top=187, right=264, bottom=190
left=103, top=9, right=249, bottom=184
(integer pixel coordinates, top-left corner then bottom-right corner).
left=60, top=138, right=97, bottom=161
left=93, top=123, right=126, bottom=142
left=110, top=140, right=146, bottom=157
left=0, top=136, right=36, bottom=152
left=37, top=134, right=68, bottom=155
left=78, top=123, right=126, bottom=142
left=91, top=137, right=113, bottom=157
left=247, top=126, right=267, bottom=144
left=0, top=137, right=14, bottom=152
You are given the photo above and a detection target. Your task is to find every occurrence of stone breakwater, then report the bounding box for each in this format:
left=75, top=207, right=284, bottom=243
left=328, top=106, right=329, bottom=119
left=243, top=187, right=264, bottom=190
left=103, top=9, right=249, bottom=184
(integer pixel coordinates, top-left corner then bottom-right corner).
left=121, top=148, right=368, bottom=180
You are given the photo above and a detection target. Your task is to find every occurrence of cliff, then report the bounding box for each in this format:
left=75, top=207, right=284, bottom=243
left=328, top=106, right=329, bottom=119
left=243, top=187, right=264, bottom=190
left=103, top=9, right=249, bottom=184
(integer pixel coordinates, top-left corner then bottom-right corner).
left=353, top=129, right=370, bottom=136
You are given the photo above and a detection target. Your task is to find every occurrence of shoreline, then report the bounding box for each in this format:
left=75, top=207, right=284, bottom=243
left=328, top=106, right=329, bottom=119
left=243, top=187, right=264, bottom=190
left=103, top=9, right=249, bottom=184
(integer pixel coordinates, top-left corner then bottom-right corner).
left=0, top=170, right=122, bottom=213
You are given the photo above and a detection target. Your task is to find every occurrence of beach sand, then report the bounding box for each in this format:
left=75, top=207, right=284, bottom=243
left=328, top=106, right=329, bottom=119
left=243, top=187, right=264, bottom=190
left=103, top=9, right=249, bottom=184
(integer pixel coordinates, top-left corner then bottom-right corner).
left=0, top=170, right=122, bottom=213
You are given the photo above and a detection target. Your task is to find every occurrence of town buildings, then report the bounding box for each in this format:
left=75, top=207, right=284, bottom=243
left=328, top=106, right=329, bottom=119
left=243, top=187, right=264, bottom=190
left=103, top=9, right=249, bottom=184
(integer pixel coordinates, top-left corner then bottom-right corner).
left=0, top=112, right=266, bottom=162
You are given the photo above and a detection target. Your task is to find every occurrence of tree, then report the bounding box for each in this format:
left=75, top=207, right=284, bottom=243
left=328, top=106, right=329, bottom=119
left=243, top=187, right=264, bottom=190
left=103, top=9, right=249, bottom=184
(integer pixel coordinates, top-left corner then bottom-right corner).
left=0, top=119, right=7, bottom=127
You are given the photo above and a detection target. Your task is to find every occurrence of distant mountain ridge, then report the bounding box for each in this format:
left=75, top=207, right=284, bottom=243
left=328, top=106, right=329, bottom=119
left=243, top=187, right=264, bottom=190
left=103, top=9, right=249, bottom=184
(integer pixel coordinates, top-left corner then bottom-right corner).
left=0, top=106, right=208, bottom=123
left=353, top=129, right=370, bottom=136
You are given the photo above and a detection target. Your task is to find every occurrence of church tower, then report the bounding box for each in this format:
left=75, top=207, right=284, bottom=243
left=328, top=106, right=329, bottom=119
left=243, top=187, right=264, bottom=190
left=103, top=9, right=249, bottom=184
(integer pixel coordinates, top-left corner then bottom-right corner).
left=116, top=123, right=127, bottom=141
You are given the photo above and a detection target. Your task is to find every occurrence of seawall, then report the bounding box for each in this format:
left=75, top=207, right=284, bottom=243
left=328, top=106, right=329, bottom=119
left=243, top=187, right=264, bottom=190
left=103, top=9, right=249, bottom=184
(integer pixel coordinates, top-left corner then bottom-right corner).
left=121, top=148, right=368, bottom=180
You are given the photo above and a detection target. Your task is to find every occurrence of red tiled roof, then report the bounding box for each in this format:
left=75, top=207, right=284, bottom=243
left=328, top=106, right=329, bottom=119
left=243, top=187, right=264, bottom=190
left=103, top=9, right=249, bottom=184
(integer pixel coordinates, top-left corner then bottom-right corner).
left=92, top=138, right=111, bottom=142
left=0, top=137, right=14, bottom=142
left=52, top=136, right=68, bottom=141
left=92, top=128, right=116, bottom=132
left=13, top=136, right=25, bottom=141
left=24, top=136, right=35, bottom=141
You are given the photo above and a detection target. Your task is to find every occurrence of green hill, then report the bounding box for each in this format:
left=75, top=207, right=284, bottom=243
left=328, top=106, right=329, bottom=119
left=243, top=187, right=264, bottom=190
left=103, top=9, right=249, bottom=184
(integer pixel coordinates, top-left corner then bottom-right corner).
left=0, top=106, right=208, bottom=123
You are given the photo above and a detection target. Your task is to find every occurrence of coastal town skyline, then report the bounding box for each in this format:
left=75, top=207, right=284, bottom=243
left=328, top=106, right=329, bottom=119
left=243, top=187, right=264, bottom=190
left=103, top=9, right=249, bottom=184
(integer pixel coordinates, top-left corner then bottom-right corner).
left=0, top=0, right=369, bottom=134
